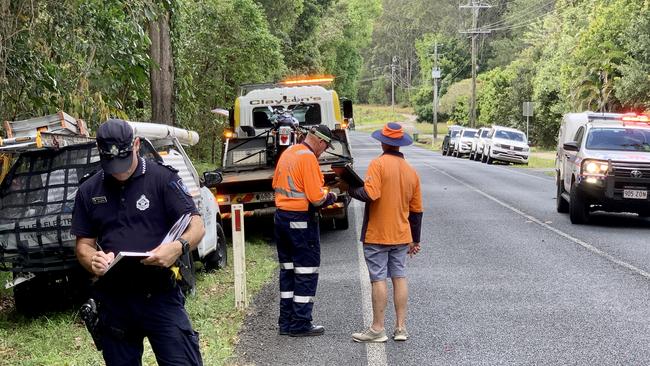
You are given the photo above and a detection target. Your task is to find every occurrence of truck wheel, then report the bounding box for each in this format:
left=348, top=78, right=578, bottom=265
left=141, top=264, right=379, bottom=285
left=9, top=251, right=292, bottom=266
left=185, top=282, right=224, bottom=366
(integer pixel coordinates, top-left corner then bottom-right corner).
left=334, top=207, right=349, bottom=230
left=486, top=149, right=494, bottom=165
left=556, top=175, right=569, bottom=213
left=481, top=151, right=487, bottom=163
left=13, top=269, right=90, bottom=315
left=569, top=182, right=589, bottom=224
left=442, top=147, right=448, bottom=156
left=13, top=274, right=42, bottom=315
left=203, top=224, right=228, bottom=271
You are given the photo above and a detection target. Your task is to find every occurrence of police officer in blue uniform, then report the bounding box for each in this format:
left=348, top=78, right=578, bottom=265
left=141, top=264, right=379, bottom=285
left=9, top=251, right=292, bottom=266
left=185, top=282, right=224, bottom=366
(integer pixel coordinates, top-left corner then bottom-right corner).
left=71, top=119, right=205, bottom=366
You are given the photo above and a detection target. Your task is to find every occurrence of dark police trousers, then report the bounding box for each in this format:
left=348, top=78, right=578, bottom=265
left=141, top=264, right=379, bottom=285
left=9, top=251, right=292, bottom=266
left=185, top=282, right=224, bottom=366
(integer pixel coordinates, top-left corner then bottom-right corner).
left=95, top=287, right=202, bottom=366
left=274, top=209, right=320, bottom=332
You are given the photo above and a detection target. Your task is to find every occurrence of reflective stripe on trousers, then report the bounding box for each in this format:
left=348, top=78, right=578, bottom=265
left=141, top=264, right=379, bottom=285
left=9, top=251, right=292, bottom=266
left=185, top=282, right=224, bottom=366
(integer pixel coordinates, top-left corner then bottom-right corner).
left=274, top=209, right=320, bottom=332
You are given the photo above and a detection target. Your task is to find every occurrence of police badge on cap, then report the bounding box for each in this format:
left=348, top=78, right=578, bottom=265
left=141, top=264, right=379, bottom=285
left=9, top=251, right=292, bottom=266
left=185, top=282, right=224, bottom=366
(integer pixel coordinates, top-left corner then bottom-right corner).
left=97, top=119, right=135, bottom=175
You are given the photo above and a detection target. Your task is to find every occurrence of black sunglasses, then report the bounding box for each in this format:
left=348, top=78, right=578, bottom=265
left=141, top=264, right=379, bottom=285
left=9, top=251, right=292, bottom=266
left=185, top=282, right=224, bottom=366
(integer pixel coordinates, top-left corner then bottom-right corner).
left=98, top=144, right=134, bottom=159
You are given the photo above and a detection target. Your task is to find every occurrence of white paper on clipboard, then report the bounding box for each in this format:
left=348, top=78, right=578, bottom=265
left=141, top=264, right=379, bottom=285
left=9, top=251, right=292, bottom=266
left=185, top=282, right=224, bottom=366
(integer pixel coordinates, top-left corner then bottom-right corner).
left=160, top=213, right=192, bottom=245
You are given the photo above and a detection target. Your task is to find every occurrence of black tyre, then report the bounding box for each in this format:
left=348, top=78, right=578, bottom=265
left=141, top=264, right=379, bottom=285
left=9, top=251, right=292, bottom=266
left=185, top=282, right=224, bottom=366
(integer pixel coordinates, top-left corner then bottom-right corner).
left=442, top=147, right=448, bottom=156
left=569, top=181, right=589, bottom=224
left=334, top=207, right=349, bottom=230
left=203, top=224, right=228, bottom=272
left=13, top=269, right=91, bottom=315
left=481, top=151, right=487, bottom=163
left=486, top=149, right=494, bottom=164
left=556, top=175, right=569, bottom=213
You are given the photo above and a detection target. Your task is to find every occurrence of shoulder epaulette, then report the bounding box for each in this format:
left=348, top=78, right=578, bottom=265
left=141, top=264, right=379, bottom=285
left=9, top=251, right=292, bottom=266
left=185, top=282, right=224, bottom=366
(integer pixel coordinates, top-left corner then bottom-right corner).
left=153, top=159, right=179, bottom=173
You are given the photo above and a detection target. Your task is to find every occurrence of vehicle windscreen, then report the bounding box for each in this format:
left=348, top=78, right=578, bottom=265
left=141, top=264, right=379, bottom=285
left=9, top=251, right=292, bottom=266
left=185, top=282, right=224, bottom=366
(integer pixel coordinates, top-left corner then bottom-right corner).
left=451, top=130, right=460, bottom=138
left=586, top=128, right=650, bottom=151
left=495, top=130, right=525, bottom=142
left=462, top=130, right=477, bottom=138
left=481, top=130, right=490, bottom=137
left=252, top=104, right=322, bottom=128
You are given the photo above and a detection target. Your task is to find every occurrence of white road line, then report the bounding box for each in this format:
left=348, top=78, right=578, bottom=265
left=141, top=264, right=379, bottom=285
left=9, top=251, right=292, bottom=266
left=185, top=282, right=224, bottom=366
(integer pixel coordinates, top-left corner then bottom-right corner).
left=424, top=162, right=650, bottom=280
left=352, top=200, right=388, bottom=366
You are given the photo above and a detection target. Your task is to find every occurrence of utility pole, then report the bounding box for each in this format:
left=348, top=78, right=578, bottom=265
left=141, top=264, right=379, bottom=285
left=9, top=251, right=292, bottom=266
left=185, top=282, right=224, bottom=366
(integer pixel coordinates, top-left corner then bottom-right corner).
left=431, top=42, right=442, bottom=145
left=460, top=1, right=491, bottom=128
left=391, top=56, right=397, bottom=111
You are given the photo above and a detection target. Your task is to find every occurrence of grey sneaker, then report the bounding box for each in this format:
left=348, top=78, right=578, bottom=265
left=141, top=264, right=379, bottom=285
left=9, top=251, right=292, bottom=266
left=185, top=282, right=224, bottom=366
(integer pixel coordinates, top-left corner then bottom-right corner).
left=393, top=328, right=408, bottom=341
left=352, top=327, right=388, bottom=343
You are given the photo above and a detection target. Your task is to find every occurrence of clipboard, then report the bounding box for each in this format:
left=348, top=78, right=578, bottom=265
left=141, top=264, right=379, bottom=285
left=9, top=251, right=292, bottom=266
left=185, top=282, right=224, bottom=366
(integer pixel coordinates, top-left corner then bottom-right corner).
left=331, top=162, right=364, bottom=188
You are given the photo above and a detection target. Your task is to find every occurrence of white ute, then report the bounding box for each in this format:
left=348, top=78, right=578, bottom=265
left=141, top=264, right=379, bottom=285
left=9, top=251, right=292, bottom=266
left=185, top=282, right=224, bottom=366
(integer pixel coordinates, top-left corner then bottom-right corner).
left=453, top=128, right=478, bottom=158
left=556, top=112, right=650, bottom=224
left=481, top=126, right=530, bottom=165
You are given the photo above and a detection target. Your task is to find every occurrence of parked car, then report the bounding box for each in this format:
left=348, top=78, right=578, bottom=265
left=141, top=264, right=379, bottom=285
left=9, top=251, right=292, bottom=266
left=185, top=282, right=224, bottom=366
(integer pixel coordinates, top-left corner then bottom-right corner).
left=481, top=126, right=529, bottom=165
left=453, top=128, right=478, bottom=157
left=442, top=125, right=462, bottom=156
left=556, top=112, right=650, bottom=224
left=469, top=127, right=491, bottom=161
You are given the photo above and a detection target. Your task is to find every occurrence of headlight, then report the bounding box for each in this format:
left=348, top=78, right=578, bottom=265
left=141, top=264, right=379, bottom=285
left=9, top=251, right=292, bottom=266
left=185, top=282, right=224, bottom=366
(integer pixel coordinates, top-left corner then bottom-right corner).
left=581, top=159, right=609, bottom=176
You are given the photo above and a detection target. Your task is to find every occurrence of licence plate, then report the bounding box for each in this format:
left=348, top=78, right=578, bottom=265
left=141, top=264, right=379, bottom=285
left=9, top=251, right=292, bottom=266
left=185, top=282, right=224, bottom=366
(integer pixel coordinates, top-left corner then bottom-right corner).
left=623, top=189, right=648, bottom=199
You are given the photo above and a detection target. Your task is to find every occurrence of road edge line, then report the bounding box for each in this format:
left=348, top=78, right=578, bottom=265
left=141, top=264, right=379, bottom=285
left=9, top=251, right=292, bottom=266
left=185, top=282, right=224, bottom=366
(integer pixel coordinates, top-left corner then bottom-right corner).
left=352, top=200, right=388, bottom=366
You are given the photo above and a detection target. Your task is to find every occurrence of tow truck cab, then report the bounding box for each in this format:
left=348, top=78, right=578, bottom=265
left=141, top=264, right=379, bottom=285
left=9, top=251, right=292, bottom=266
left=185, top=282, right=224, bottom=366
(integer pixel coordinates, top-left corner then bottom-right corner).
left=556, top=112, right=650, bottom=224
left=214, top=79, right=354, bottom=230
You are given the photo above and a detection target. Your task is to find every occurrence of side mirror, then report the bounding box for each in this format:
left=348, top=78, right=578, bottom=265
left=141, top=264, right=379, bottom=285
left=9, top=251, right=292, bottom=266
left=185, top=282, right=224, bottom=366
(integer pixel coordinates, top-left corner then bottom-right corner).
left=203, top=171, right=223, bottom=188
left=342, top=99, right=353, bottom=119
left=563, top=141, right=579, bottom=152
left=228, top=108, right=235, bottom=128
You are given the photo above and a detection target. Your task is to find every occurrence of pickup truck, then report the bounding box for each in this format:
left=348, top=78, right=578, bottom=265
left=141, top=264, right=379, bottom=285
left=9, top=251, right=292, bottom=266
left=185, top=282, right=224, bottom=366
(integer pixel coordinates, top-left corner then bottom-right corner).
left=556, top=112, right=650, bottom=224
left=0, top=114, right=226, bottom=313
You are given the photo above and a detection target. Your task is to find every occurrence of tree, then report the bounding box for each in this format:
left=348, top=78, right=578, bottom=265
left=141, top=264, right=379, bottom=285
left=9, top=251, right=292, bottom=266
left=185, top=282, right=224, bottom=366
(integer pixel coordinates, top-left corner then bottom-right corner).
left=149, top=1, right=176, bottom=125
left=175, top=0, right=285, bottom=162
left=318, top=0, right=382, bottom=99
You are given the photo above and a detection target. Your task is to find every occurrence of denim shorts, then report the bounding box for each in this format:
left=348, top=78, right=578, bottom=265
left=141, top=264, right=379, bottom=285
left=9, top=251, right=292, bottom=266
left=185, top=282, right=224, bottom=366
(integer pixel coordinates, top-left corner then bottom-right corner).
left=363, top=244, right=409, bottom=281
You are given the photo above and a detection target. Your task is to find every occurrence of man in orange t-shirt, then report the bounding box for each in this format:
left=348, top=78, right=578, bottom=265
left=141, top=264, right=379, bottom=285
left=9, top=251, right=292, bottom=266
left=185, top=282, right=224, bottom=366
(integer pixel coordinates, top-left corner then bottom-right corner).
left=348, top=122, right=423, bottom=343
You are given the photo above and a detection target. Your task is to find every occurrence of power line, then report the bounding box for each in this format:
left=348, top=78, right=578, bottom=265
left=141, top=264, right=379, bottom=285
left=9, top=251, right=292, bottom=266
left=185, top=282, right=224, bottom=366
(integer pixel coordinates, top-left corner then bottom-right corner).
left=460, top=0, right=492, bottom=128
left=480, top=0, right=556, bottom=30
left=483, top=1, right=571, bottom=33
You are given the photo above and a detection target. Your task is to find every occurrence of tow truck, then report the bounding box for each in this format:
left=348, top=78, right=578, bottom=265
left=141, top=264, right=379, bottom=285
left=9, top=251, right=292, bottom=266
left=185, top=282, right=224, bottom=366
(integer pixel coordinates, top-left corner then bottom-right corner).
left=0, top=112, right=226, bottom=313
left=556, top=112, right=650, bottom=224
left=211, top=76, right=355, bottom=229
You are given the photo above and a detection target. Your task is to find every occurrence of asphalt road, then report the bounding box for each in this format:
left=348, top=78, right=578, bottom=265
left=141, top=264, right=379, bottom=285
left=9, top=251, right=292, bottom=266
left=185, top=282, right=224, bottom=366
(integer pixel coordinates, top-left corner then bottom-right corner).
left=235, top=130, right=650, bottom=365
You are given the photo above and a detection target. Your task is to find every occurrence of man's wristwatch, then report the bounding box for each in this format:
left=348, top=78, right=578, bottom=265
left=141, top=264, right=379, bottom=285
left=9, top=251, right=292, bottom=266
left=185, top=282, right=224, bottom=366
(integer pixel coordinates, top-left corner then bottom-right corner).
left=178, top=238, right=190, bottom=256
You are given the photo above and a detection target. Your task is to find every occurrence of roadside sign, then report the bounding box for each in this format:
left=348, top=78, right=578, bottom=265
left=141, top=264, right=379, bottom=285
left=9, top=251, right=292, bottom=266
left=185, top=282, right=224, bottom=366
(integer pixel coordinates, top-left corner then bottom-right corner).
left=523, top=102, right=534, bottom=117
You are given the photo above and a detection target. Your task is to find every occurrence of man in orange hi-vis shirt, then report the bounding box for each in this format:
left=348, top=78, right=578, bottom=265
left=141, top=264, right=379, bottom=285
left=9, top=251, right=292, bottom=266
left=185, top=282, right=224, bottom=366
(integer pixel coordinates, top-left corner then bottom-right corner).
left=348, top=122, right=423, bottom=343
left=272, top=125, right=338, bottom=337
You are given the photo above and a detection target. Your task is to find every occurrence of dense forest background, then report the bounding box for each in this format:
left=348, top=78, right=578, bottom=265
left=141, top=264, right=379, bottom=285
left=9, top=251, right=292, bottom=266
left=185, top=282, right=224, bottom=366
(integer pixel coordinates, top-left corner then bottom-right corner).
left=1, top=0, right=649, bottom=151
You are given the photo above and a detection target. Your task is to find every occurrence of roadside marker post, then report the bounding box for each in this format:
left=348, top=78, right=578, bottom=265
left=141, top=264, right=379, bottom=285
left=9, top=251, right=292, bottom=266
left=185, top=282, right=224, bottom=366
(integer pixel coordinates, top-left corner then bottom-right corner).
left=231, top=204, right=248, bottom=309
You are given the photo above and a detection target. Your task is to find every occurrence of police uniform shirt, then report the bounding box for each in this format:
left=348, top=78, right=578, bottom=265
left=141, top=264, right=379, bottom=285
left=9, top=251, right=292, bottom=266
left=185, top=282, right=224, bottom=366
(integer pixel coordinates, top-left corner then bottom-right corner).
left=71, top=158, right=199, bottom=291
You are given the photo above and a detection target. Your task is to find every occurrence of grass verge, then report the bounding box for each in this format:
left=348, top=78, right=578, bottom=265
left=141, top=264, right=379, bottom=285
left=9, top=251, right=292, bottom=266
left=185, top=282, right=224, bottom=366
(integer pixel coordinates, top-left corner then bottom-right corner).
left=0, top=240, right=276, bottom=366
left=354, top=104, right=414, bottom=131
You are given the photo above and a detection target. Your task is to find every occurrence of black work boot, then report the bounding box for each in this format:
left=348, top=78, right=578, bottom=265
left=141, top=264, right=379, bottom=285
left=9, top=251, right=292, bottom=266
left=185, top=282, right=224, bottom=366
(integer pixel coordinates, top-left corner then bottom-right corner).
left=289, top=325, right=325, bottom=337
